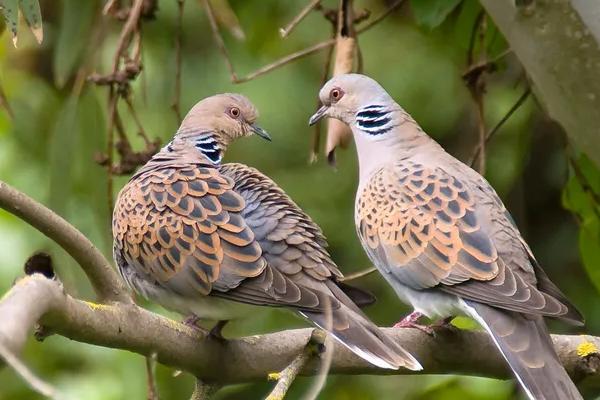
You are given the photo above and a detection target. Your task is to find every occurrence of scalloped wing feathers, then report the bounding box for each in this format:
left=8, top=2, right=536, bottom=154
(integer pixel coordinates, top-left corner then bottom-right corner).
left=356, top=160, right=580, bottom=321
left=113, top=149, right=420, bottom=370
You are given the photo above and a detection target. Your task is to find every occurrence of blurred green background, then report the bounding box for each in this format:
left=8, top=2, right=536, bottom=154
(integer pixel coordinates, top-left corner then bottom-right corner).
left=0, top=0, right=598, bottom=399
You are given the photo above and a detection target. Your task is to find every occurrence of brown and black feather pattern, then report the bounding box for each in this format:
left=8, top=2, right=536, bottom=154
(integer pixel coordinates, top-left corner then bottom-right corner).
left=356, top=158, right=584, bottom=398
left=113, top=146, right=420, bottom=370
left=357, top=159, right=583, bottom=323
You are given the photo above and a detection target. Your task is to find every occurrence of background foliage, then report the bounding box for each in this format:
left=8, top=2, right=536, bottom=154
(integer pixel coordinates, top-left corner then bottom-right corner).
left=0, top=0, right=598, bottom=399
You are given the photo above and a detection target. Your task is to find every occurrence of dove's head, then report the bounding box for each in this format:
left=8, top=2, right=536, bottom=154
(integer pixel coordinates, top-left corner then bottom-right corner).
left=309, top=74, right=405, bottom=139
left=174, top=93, right=270, bottom=164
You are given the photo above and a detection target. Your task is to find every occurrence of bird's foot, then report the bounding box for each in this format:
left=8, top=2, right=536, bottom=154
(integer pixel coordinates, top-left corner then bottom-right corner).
left=393, top=311, right=434, bottom=335
left=182, top=315, right=211, bottom=335
left=208, top=320, right=228, bottom=342
left=431, top=316, right=454, bottom=330
left=182, top=315, right=202, bottom=329
left=393, top=312, right=455, bottom=336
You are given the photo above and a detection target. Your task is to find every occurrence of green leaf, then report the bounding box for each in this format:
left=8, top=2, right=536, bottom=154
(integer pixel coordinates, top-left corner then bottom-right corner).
left=562, top=154, right=600, bottom=294
left=53, top=0, right=95, bottom=87
left=0, top=0, right=19, bottom=46
left=19, top=0, right=42, bottom=43
left=209, top=0, right=245, bottom=41
left=580, top=217, right=600, bottom=294
left=410, top=0, right=463, bottom=29
left=0, top=0, right=43, bottom=46
left=576, top=154, right=600, bottom=194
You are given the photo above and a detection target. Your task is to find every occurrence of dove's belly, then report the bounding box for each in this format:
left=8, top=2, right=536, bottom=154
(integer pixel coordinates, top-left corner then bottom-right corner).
left=118, top=261, right=265, bottom=321
left=386, top=278, right=468, bottom=320
left=153, top=290, right=263, bottom=321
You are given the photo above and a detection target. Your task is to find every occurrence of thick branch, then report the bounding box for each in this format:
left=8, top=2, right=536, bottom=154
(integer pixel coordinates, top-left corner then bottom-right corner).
left=0, top=180, right=130, bottom=303
left=479, top=0, right=600, bottom=167
left=1, top=274, right=598, bottom=388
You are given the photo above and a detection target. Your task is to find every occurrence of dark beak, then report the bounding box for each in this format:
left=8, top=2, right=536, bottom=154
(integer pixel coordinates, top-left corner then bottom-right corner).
left=308, top=105, right=329, bottom=126
left=251, top=124, right=272, bottom=141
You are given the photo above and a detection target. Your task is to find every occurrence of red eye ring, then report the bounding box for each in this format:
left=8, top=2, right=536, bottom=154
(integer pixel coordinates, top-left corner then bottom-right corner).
left=330, top=87, right=344, bottom=102
left=228, top=107, right=241, bottom=118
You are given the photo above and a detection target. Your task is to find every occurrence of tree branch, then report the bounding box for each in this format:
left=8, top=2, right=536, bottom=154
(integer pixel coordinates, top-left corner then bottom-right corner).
left=0, top=180, right=130, bottom=303
left=266, top=329, right=326, bottom=400
left=1, top=274, right=598, bottom=391
left=0, top=342, right=57, bottom=398
left=189, top=379, right=221, bottom=400
left=279, top=0, right=322, bottom=38
left=479, top=0, right=600, bottom=167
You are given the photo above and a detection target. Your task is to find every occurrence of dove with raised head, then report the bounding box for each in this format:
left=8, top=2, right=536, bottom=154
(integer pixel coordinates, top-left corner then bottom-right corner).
left=309, top=73, right=584, bottom=399
left=112, top=93, right=421, bottom=371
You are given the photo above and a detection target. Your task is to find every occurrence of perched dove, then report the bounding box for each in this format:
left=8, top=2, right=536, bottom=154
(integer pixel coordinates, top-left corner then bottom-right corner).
left=309, top=74, right=584, bottom=399
left=112, top=93, right=421, bottom=371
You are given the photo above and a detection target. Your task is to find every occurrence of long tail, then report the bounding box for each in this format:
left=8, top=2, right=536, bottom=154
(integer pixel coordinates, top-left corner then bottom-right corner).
left=300, top=282, right=421, bottom=371
left=463, top=300, right=582, bottom=400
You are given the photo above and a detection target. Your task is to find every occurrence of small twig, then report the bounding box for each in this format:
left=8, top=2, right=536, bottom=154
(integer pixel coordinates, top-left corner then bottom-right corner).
left=468, top=87, right=531, bottom=167
left=103, top=0, right=119, bottom=15
left=338, top=266, right=377, bottom=282
left=266, top=329, right=326, bottom=400
left=131, top=28, right=143, bottom=64
left=279, top=0, right=322, bottom=38
left=111, top=0, right=145, bottom=73
left=211, top=0, right=403, bottom=86
left=309, top=11, right=337, bottom=164
left=96, top=0, right=146, bottom=221
left=124, top=96, right=151, bottom=145
left=302, top=297, right=333, bottom=400
left=474, top=93, right=486, bottom=174
left=105, top=91, right=118, bottom=214
left=172, top=0, right=185, bottom=124
left=189, top=379, right=222, bottom=400
left=233, top=39, right=336, bottom=84
left=356, top=0, right=405, bottom=34
left=0, top=343, right=57, bottom=398
left=309, top=47, right=335, bottom=163
left=464, top=11, right=489, bottom=174
left=475, top=13, right=487, bottom=174
left=467, top=11, right=485, bottom=66
left=201, top=0, right=238, bottom=82
left=146, top=352, right=159, bottom=400
left=302, top=331, right=332, bottom=400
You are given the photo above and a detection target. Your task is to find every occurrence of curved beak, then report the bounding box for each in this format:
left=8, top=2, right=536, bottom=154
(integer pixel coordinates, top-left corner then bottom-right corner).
left=251, top=124, right=271, bottom=141
left=308, top=105, right=329, bottom=126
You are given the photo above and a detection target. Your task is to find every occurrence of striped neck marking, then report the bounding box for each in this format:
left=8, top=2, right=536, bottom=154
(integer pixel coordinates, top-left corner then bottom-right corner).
left=193, top=133, right=222, bottom=164
left=355, top=105, right=393, bottom=136
left=167, top=131, right=223, bottom=164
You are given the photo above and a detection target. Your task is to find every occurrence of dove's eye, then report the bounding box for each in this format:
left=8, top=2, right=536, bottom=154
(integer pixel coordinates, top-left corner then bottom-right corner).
left=330, top=88, right=344, bottom=102
left=228, top=107, right=241, bottom=118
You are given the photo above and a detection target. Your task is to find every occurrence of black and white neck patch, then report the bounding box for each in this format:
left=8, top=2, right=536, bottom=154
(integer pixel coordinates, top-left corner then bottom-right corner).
left=193, top=133, right=222, bottom=164
left=355, top=105, right=393, bottom=136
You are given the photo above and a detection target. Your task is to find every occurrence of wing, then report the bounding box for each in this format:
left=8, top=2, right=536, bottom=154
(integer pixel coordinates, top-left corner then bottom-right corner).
left=220, top=163, right=342, bottom=281
left=219, top=163, right=374, bottom=307
left=113, top=160, right=342, bottom=311
left=113, top=162, right=268, bottom=297
left=356, top=160, right=575, bottom=319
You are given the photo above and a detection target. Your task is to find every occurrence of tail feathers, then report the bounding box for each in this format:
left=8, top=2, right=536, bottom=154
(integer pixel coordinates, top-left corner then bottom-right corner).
left=300, top=305, right=422, bottom=371
left=532, top=262, right=585, bottom=326
left=464, top=300, right=582, bottom=400
left=336, top=281, right=377, bottom=308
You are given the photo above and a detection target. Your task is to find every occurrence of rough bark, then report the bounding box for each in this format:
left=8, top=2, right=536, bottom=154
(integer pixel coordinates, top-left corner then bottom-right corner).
left=479, top=0, right=600, bottom=166
left=1, top=274, right=598, bottom=387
